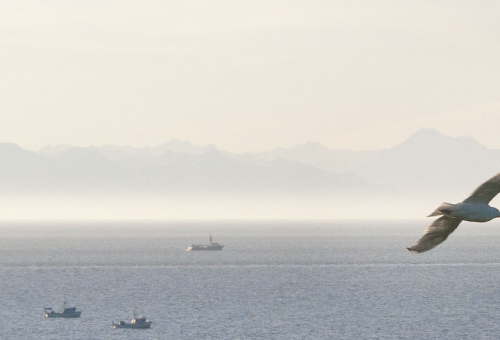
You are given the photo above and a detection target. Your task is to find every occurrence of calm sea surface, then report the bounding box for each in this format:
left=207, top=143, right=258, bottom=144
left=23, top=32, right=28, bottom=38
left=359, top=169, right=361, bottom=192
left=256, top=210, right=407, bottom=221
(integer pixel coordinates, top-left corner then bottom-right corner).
left=1, top=219, right=500, bottom=339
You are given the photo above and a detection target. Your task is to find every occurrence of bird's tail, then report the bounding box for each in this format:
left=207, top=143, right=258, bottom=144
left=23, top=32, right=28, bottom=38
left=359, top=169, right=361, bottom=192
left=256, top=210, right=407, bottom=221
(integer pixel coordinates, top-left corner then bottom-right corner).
left=428, top=202, right=453, bottom=217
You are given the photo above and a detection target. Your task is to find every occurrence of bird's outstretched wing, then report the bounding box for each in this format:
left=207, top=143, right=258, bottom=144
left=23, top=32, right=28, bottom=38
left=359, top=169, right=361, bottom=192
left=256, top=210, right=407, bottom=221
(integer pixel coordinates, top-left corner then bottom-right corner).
left=407, top=216, right=462, bottom=253
left=463, top=173, right=500, bottom=204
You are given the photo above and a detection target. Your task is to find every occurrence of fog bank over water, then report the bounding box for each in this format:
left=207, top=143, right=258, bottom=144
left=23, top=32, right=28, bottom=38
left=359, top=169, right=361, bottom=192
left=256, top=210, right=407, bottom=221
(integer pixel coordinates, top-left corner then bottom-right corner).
left=1, top=129, right=500, bottom=220
left=0, top=193, right=431, bottom=220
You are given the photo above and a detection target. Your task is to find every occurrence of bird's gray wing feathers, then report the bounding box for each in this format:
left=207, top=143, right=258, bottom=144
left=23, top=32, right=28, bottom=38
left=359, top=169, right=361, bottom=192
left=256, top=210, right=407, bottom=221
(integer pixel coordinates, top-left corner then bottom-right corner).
left=463, top=173, right=500, bottom=204
left=407, top=216, right=462, bottom=253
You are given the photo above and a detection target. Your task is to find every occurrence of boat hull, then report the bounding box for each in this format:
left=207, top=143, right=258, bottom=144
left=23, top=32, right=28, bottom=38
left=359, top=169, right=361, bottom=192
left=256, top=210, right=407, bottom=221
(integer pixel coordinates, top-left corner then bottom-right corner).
left=187, top=246, right=224, bottom=251
left=113, top=322, right=152, bottom=329
left=45, top=311, right=82, bottom=318
left=187, top=236, right=224, bottom=251
left=186, top=244, right=224, bottom=251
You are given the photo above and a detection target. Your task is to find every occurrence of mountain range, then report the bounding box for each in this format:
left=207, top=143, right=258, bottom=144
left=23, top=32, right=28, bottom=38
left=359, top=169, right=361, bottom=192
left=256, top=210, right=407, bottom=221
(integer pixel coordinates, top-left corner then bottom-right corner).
left=1, top=128, right=500, bottom=219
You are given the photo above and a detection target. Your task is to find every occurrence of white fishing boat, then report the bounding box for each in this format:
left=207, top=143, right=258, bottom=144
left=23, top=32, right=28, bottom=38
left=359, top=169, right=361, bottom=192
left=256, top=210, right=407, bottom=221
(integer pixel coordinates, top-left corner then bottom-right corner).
left=45, top=297, right=81, bottom=318
left=112, top=311, right=152, bottom=329
left=187, top=235, right=224, bottom=251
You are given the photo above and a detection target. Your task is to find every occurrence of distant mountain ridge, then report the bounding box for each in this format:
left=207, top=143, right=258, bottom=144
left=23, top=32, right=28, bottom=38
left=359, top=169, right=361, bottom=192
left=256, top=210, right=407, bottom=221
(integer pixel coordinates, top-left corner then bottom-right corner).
left=1, top=128, right=499, bottom=200
left=39, top=139, right=218, bottom=160
left=0, top=139, right=375, bottom=196
left=244, top=128, right=500, bottom=195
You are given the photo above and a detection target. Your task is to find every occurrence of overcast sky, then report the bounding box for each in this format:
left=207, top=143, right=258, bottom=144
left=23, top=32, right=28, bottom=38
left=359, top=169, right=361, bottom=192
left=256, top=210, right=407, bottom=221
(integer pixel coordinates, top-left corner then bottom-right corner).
left=2, top=0, right=500, bottom=153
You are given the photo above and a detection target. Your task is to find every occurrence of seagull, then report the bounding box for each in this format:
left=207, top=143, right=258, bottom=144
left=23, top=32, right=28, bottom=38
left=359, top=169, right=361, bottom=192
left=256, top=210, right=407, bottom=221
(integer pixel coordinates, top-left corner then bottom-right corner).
left=407, top=173, right=500, bottom=253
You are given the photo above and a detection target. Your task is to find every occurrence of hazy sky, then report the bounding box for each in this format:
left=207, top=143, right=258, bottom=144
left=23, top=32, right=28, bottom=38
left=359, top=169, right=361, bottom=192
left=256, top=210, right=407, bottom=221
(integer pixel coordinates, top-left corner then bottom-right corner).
left=2, top=0, right=500, bottom=153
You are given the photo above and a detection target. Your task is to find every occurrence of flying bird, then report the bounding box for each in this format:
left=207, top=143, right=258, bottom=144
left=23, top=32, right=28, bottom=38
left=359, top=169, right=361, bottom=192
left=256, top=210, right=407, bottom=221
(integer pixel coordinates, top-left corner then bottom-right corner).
left=407, top=173, right=500, bottom=253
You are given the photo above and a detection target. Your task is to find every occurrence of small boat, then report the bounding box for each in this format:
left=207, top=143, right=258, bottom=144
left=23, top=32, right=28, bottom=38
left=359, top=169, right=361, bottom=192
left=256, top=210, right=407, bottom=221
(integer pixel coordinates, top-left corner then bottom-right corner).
left=112, top=311, right=152, bottom=329
left=45, top=297, right=82, bottom=318
left=187, top=235, right=224, bottom=251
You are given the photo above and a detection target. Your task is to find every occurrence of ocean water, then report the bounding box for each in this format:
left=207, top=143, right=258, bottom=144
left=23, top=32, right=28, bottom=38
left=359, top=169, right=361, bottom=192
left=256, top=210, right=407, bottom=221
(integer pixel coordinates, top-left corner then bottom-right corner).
left=1, top=219, right=500, bottom=339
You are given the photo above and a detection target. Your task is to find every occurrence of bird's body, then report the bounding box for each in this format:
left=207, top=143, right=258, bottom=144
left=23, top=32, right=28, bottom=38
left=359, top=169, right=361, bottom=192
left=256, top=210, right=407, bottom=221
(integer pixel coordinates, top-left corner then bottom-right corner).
left=408, top=173, right=500, bottom=253
left=429, top=201, right=500, bottom=222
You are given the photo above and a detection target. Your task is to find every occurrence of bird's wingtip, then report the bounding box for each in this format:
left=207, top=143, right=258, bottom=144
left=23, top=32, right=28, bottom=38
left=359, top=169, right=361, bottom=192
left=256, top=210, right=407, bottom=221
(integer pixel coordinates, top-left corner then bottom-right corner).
left=407, top=246, right=420, bottom=254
